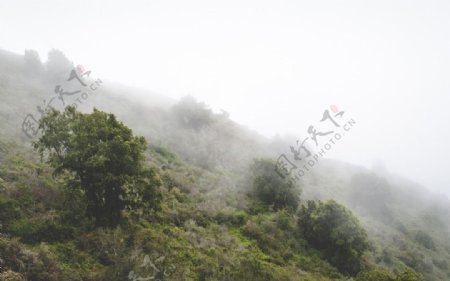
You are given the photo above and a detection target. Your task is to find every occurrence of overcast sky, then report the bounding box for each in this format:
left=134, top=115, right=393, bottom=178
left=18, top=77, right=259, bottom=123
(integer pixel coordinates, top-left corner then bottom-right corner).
left=1, top=0, right=450, bottom=195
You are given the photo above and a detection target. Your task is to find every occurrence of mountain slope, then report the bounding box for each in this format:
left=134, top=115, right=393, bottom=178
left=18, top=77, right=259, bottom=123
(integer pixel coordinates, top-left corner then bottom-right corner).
left=0, top=48, right=449, bottom=281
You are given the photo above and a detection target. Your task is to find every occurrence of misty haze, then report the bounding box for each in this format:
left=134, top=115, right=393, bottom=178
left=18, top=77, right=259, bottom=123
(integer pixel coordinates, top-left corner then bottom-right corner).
left=0, top=1, right=449, bottom=281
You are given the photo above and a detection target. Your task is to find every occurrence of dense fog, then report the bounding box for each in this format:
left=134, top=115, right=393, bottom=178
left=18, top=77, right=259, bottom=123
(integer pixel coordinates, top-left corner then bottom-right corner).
left=2, top=0, right=449, bottom=195
left=0, top=1, right=449, bottom=280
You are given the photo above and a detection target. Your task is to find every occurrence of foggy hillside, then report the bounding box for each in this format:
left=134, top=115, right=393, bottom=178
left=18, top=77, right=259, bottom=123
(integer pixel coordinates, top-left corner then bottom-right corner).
left=0, top=48, right=449, bottom=281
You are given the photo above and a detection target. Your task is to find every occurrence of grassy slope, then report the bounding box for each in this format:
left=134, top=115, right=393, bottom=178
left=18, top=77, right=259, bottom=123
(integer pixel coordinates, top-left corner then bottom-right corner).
left=0, top=48, right=449, bottom=280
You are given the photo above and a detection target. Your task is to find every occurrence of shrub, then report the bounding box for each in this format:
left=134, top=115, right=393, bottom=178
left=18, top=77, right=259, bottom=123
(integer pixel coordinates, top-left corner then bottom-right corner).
left=9, top=218, right=74, bottom=244
left=0, top=270, right=26, bottom=281
left=298, top=200, right=370, bottom=276
left=0, top=237, right=60, bottom=280
left=0, top=195, right=21, bottom=226
left=395, top=269, right=423, bottom=281
left=33, top=107, right=162, bottom=227
left=415, top=230, right=435, bottom=250
left=249, top=159, right=300, bottom=211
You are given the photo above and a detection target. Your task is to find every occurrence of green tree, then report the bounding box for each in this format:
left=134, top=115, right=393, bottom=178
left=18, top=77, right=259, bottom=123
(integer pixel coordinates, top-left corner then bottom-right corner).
left=33, top=106, right=161, bottom=227
left=298, top=200, right=370, bottom=276
left=250, top=158, right=300, bottom=211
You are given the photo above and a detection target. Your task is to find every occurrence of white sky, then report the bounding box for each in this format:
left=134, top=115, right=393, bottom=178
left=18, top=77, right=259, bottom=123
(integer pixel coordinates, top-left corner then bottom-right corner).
left=1, top=0, right=450, bottom=194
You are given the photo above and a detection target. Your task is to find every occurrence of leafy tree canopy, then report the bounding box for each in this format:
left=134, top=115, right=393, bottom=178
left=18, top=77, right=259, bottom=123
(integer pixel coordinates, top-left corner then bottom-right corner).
left=249, top=158, right=300, bottom=211
left=33, top=106, right=161, bottom=227
left=298, top=200, right=370, bottom=276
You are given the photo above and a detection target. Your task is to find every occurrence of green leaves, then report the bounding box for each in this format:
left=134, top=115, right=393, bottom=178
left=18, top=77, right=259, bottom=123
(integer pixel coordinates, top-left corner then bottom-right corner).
left=355, top=268, right=423, bottom=281
left=298, top=200, right=370, bottom=276
left=33, top=107, right=161, bottom=227
left=355, top=269, right=396, bottom=281
left=250, top=158, right=301, bottom=211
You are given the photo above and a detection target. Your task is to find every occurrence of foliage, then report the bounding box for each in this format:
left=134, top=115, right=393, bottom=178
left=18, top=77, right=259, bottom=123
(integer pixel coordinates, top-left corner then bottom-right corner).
left=0, top=49, right=449, bottom=281
left=395, top=268, right=424, bottom=281
left=355, top=268, right=423, bottom=281
left=414, top=230, right=435, bottom=250
left=356, top=269, right=396, bottom=281
left=171, top=95, right=213, bottom=131
left=298, top=200, right=370, bottom=276
left=250, top=158, right=301, bottom=211
left=0, top=237, right=61, bottom=280
left=33, top=107, right=161, bottom=227
left=349, top=173, right=393, bottom=221
left=8, top=217, right=74, bottom=244
left=0, top=195, right=20, bottom=228
left=0, top=270, right=26, bottom=281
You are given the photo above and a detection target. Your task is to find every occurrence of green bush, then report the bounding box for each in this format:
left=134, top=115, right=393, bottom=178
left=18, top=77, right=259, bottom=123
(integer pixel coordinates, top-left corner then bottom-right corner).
left=33, top=107, right=162, bottom=227
left=228, top=255, right=278, bottom=281
left=0, top=237, right=60, bottom=281
left=249, top=159, right=300, bottom=211
left=415, top=230, right=435, bottom=250
left=9, top=218, right=74, bottom=244
left=0, top=195, right=21, bottom=226
left=395, top=269, right=423, bottom=281
left=298, top=200, right=370, bottom=276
